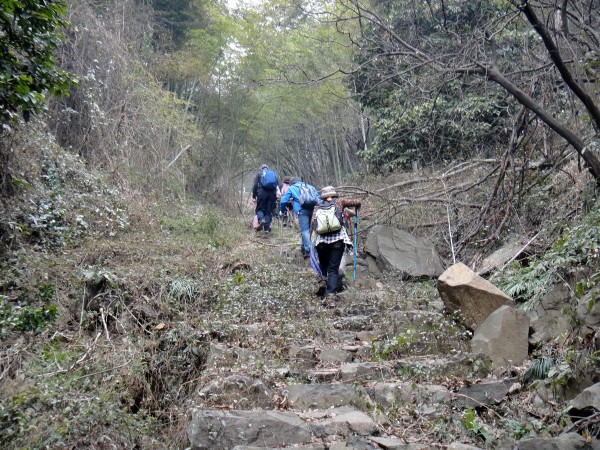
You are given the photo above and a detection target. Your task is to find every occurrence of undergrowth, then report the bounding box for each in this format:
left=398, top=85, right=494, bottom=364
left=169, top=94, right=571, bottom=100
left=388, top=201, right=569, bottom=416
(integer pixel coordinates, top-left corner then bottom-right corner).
left=492, top=198, right=600, bottom=305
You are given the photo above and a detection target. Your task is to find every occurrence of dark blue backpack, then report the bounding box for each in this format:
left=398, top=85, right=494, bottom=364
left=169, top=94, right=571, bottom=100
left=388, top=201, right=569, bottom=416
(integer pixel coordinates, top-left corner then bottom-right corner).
left=260, top=169, right=278, bottom=190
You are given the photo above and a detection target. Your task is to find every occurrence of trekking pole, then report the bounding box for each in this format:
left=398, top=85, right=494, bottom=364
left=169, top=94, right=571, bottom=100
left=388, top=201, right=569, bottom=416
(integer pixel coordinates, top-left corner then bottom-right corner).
left=353, top=207, right=359, bottom=281
left=279, top=212, right=283, bottom=255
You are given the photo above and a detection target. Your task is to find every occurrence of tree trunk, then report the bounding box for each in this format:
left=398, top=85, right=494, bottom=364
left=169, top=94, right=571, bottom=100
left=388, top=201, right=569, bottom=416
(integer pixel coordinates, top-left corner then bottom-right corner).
left=464, top=65, right=600, bottom=183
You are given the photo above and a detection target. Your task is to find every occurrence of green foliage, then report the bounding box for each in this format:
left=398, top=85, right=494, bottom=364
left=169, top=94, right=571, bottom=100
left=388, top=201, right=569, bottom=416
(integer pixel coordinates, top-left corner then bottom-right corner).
left=358, top=83, right=512, bottom=171
left=0, top=0, right=78, bottom=127
left=523, top=358, right=554, bottom=384
left=505, top=419, right=532, bottom=440
left=3, top=147, right=129, bottom=250
left=547, top=360, right=575, bottom=388
left=0, top=284, right=58, bottom=336
left=372, top=327, right=419, bottom=360
left=82, top=268, right=118, bottom=291
left=371, top=309, right=470, bottom=361
left=158, top=207, right=240, bottom=249
left=492, top=199, right=600, bottom=303
left=149, top=0, right=209, bottom=50
left=0, top=372, right=158, bottom=448
left=168, top=277, right=198, bottom=302
left=460, top=408, right=494, bottom=443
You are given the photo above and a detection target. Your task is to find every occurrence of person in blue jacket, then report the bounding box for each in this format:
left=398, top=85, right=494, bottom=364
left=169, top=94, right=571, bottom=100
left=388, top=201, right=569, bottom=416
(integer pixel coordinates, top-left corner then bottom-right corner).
left=252, top=164, right=279, bottom=234
left=279, top=177, right=321, bottom=259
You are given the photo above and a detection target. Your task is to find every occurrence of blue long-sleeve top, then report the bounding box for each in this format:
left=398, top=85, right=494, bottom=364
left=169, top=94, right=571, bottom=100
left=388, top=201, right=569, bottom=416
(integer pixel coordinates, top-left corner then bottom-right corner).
left=279, top=182, right=321, bottom=214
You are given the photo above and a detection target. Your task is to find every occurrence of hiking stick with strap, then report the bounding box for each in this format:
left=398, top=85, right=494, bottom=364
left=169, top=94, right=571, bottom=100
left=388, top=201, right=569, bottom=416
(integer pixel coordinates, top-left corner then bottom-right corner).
left=279, top=212, right=283, bottom=255
left=353, top=207, right=359, bottom=281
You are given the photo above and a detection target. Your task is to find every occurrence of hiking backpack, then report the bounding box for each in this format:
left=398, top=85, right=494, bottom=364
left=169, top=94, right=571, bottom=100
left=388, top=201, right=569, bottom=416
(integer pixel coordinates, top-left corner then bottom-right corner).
left=298, top=183, right=319, bottom=208
left=313, top=202, right=344, bottom=235
left=260, top=169, right=278, bottom=190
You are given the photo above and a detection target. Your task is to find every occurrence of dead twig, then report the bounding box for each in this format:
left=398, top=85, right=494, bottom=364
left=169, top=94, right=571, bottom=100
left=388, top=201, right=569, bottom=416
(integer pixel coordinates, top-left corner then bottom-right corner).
left=564, top=411, right=600, bottom=433
left=44, top=332, right=102, bottom=377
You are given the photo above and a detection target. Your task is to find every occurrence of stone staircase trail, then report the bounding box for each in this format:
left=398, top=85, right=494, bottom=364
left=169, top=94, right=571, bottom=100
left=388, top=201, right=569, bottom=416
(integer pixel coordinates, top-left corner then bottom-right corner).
left=185, top=227, right=508, bottom=450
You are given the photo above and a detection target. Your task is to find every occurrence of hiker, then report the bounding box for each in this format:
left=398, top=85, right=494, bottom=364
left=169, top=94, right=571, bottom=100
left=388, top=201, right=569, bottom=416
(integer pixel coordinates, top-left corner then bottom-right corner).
left=279, top=176, right=294, bottom=226
left=278, top=177, right=320, bottom=258
left=252, top=164, right=279, bottom=234
left=312, top=186, right=361, bottom=306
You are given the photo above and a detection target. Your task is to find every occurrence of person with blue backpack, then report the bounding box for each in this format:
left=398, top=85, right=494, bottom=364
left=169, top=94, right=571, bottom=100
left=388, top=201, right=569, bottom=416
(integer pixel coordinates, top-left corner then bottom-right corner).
left=278, top=177, right=320, bottom=258
left=252, top=164, right=279, bottom=234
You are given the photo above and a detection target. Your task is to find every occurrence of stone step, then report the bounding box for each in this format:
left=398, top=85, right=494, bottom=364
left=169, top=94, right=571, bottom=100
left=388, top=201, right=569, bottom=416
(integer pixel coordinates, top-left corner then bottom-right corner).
left=187, top=406, right=487, bottom=450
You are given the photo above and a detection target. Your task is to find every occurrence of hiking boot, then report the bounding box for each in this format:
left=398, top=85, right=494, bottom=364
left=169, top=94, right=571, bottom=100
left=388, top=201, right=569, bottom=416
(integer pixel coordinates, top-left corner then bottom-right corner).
left=256, top=219, right=265, bottom=231
left=325, top=294, right=337, bottom=308
left=315, top=279, right=327, bottom=297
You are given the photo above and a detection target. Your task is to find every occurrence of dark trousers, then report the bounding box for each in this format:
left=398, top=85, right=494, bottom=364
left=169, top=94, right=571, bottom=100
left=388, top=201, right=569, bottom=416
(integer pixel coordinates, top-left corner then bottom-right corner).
left=256, top=189, right=276, bottom=231
left=317, top=240, right=345, bottom=295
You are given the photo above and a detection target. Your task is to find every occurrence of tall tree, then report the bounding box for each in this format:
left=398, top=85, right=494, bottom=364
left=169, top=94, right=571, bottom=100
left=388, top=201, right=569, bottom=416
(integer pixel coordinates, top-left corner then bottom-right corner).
left=0, top=0, right=76, bottom=127
left=334, top=0, right=600, bottom=182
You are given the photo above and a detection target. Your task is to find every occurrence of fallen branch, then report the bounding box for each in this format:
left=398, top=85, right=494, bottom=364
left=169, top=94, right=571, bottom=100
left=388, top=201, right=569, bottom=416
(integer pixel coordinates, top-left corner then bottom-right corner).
left=44, top=332, right=102, bottom=377
left=564, top=411, right=600, bottom=433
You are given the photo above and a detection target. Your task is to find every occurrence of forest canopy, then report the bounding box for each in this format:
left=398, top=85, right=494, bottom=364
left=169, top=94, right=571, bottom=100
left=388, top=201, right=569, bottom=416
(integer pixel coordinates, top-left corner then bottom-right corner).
left=2, top=0, right=599, bottom=194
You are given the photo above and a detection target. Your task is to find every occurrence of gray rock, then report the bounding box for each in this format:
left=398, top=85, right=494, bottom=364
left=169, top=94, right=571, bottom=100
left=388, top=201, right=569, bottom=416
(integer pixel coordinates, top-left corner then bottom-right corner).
left=454, top=379, right=517, bottom=408
left=366, top=381, right=452, bottom=408
left=576, top=286, right=600, bottom=330
left=187, top=409, right=312, bottom=449
left=471, top=305, right=529, bottom=368
left=368, top=436, right=407, bottom=449
left=205, top=342, right=259, bottom=369
left=447, top=444, right=483, bottom=450
left=311, top=406, right=377, bottom=437
left=365, top=225, right=444, bottom=279
left=198, top=375, right=273, bottom=409
left=319, top=347, right=353, bottom=364
left=527, top=284, right=576, bottom=343
left=369, top=435, right=441, bottom=449
left=340, top=362, right=391, bottom=381
left=286, top=383, right=367, bottom=410
left=438, top=262, right=515, bottom=329
left=232, top=446, right=325, bottom=450
left=477, top=240, right=527, bottom=276
left=394, top=353, right=493, bottom=379
left=366, top=254, right=382, bottom=277
left=570, top=381, right=600, bottom=411
left=302, top=369, right=340, bottom=383
left=288, top=345, right=319, bottom=369
left=513, top=432, right=594, bottom=449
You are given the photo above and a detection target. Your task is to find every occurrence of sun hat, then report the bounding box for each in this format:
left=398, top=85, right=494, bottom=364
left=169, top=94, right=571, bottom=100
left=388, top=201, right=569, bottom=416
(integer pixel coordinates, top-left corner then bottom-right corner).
left=261, top=164, right=268, bottom=169
left=289, top=176, right=301, bottom=184
left=320, top=186, right=338, bottom=199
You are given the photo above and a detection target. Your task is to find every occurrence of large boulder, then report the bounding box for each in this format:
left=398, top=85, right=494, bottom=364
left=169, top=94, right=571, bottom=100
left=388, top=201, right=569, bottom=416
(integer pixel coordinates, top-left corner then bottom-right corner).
left=527, top=284, right=576, bottom=344
left=476, top=240, right=528, bottom=276
left=514, top=432, right=596, bottom=450
left=455, top=378, right=518, bottom=408
left=576, top=286, right=600, bottom=331
left=570, top=382, right=600, bottom=412
left=471, top=305, right=529, bottom=369
left=187, top=409, right=312, bottom=449
left=437, top=262, right=514, bottom=329
left=197, top=375, right=273, bottom=409
left=364, top=225, right=443, bottom=279
left=285, top=384, right=368, bottom=410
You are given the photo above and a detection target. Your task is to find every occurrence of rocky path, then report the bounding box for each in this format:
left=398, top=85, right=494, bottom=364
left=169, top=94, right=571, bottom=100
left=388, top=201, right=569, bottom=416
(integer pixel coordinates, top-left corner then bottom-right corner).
left=183, top=225, right=590, bottom=450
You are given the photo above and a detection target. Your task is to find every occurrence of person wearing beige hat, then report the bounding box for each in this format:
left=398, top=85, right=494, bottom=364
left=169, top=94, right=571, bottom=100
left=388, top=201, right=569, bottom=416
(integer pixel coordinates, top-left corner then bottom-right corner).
left=313, top=186, right=361, bottom=306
